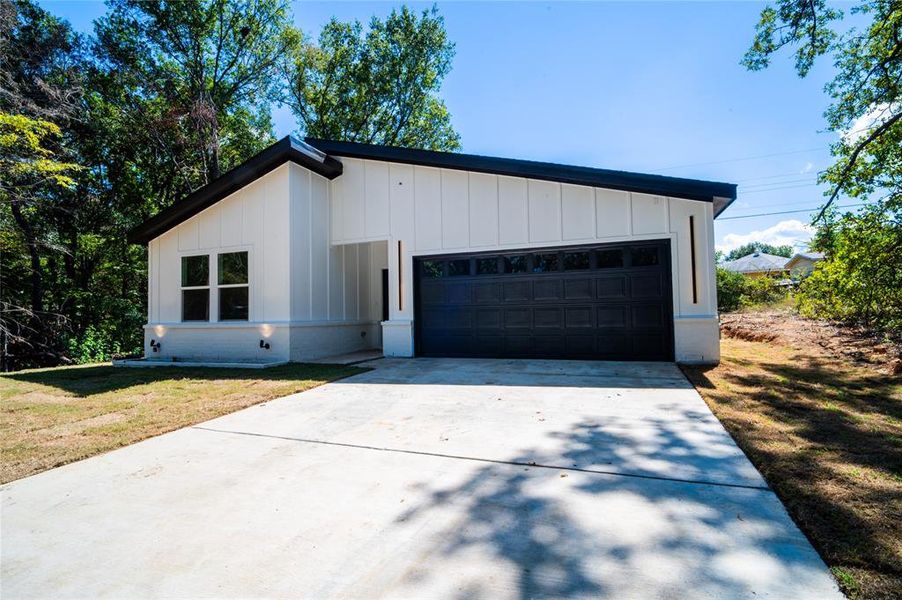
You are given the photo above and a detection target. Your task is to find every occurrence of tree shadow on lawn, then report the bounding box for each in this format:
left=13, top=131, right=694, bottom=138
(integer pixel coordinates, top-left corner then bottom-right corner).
left=1, top=363, right=364, bottom=397
left=392, top=415, right=832, bottom=599
left=682, top=355, right=902, bottom=595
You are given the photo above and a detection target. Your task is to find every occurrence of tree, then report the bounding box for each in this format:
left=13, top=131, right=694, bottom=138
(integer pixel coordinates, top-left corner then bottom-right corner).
left=797, top=206, right=901, bottom=331
left=94, top=0, right=298, bottom=182
left=0, top=112, right=82, bottom=368
left=744, top=1, right=901, bottom=333
left=723, top=242, right=794, bottom=262
left=743, top=0, right=901, bottom=215
left=281, top=5, right=460, bottom=151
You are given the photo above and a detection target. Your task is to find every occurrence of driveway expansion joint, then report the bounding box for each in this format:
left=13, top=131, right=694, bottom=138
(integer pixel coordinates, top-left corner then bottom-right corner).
left=191, top=425, right=773, bottom=492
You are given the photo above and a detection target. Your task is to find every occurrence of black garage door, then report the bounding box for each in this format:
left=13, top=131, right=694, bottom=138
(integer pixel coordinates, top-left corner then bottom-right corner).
left=414, top=240, right=674, bottom=361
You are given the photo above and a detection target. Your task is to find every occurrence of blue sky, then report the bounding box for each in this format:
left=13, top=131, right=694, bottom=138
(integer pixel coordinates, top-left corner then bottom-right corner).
left=42, top=1, right=847, bottom=253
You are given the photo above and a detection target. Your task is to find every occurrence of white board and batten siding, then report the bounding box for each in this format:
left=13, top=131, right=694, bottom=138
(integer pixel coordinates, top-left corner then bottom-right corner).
left=145, top=163, right=386, bottom=363
left=329, top=157, right=720, bottom=363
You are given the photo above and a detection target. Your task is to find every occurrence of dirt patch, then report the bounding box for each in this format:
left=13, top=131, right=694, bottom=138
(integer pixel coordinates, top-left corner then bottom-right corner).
left=721, top=310, right=902, bottom=375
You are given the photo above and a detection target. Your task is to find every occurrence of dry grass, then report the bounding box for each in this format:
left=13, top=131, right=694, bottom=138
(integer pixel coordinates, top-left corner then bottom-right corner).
left=0, top=363, right=364, bottom=484
left=683, top=337, right=902, bottom=599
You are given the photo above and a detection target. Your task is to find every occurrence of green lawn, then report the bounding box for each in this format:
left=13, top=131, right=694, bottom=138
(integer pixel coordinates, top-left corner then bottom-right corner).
left=0, top=363, right=364, bottom=483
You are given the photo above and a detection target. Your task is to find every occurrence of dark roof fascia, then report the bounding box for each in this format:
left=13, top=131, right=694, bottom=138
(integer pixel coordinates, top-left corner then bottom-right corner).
left=128, top=137, right=343, bottom=244
left=305, top=138, right=738, bottom=208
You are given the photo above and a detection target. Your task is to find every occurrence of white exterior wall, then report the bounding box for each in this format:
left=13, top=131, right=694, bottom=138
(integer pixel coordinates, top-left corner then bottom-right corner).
left=144, top=164, right=385, bottom=363
left=330, top=157, right=720, bottom=364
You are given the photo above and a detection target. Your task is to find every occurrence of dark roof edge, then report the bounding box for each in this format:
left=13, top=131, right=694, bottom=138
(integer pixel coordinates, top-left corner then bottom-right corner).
left=127, top=137, right=343, bottom=244
left=305, top=138, right=738, bottom=206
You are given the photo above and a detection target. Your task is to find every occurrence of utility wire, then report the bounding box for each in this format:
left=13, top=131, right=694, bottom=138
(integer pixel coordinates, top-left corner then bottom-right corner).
left=718, top=203, right=866, bottom=221
left=740, top=182, right=822, bottom=195
left=654, top=147, right=828, bottom=171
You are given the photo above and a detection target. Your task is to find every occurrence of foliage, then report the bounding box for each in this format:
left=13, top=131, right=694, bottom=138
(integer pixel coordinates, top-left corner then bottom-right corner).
left=717, top=267, right=790, bottom=312
left=797, top=207, right=902, bottom=333
left=716, top=268, right=746, bottom=312
left=94, top=0, right=297, bottom=182
left=741, top=276, right=786, bottom=307
left=0, top=112, right=80, bottom=187
left=0, top=1, right=462, bottom=371
left=744, top=0, right=901, bottom=334
left=743, top=0, right=901, bottom=215
left=282, top=5, right=460, bottom=151
left=723, top=242, right=793, bottom=262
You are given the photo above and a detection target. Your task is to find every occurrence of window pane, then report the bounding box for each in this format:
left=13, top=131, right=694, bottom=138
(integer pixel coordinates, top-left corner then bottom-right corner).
left=218, top=251, right=248, bottom=285
left=504, top=255, right=528, bottom=274
left=182, top=289, right=209, bottom=321
left=421, top=260, right=443, bottom=278
left=448, top=259, right=470, bottom=276
left=219, top=287, right=249, bottom=321
left=532, top=253, right=559, bottom=273
left=477, top=258, right=499, bottom=275
left=596, top=249, right=624, bottom=269
left=181, top=255, right=208, bottom=287
left=563, top=251, right=590, bottom=270
left=632, top=247, right=660, bottom=267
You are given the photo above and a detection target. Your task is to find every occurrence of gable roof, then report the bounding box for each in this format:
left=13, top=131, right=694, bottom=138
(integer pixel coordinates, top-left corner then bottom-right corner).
left=128, top=136, right=737, bottom=244
left=127, top=137, right=343, bottom=244
left=305, top=138, right=737, bottom=216
left=721, top=252, right=790, bottom=274
left=785, top=252, right=825, bottom=269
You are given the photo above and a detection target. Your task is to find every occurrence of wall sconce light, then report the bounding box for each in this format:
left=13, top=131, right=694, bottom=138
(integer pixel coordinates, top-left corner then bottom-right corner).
left=150, top=339, right=161, bottom=353
left=259, top=340, right=270, bottom=350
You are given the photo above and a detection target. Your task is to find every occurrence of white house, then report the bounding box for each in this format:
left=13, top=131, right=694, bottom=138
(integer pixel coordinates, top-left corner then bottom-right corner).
left=128, top=137, right=736, bottom=365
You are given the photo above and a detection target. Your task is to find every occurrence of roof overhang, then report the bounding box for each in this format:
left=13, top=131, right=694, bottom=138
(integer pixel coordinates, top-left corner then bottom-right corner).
left=127, top=137, right=343, bottom=244
left=306, top=138, right=738, bottom=209
left=128, top=136, right=737, bottom=244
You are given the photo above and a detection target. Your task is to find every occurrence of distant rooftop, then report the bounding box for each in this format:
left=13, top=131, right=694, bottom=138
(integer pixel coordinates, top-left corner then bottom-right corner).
left=721, top=252, right=790, bottom=274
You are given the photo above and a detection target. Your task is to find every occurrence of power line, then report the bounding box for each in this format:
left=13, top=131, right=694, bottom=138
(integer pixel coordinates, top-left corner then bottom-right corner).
left=740, top=177, right=818, bottom=190
left=740, top=182, right=822, bottom=195
left=654, top=147, right=828, bottom=171
left=736, top=170, right=820, bottom=183
left=718, top=203, right=866, bottom=221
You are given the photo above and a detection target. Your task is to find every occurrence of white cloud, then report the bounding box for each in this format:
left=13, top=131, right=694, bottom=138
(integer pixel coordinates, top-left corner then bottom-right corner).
left=801, top=161, right=813, bottom=174
left=843, top=103, right=895, bottom=144
left=717, top=219, right=814, bottom=253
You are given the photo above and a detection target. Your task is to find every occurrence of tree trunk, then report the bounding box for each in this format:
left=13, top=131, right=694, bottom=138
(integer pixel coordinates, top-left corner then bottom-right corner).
left=10, top=200, right=44, bottom=314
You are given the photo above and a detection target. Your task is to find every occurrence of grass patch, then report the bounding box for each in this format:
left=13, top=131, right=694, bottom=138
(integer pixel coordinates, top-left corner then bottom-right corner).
left=682, top=338, right=902, bottom=599
left=0, top=362, right=365, bottom=484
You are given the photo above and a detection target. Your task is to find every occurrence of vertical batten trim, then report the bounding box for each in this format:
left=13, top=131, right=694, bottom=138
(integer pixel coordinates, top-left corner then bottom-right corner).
left=397, top=240, right=403, bottom=311
left=689, top=215, right=698, bottom=304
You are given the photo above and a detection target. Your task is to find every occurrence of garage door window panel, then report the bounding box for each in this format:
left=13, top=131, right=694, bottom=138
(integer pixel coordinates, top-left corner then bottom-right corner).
left=563, top=251, right=590, bottom=270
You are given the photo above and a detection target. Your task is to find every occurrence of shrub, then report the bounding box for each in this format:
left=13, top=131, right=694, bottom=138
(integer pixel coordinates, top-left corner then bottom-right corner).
left=716, top=267, right=746, bottom=312
left=797, top=208, right=902, bottom=334
left=741, top=276, right=786, bottom=307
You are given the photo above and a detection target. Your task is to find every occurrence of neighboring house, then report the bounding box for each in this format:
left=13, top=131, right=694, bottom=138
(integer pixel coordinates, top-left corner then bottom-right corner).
left=785, top=252, right=825, bottom=278
left=128, top=137, right=737, bottom=365
left=721, top=252, right=790, bottom=277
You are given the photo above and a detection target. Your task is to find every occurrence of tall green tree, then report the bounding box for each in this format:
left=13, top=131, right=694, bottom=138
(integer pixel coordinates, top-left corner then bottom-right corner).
left=743, top=0, right=901, bottom=213
left=94, top=0, right=298, bottom=182
left=744, top=0, right=902, bottom=334
left=281, top=5, right=460, bottom=151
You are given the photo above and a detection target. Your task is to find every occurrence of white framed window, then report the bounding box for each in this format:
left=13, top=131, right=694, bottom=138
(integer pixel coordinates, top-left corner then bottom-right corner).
left=181, top=254, right=210, bottom=321
left=217, top=251, right=249, bottom=321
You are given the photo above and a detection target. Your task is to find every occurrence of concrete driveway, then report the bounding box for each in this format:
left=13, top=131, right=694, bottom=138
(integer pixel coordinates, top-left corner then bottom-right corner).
left=2, top=358, right=840, bottom=599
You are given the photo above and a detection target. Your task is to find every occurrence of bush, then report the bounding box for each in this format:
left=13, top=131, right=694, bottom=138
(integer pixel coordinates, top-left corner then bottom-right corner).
left=717, top=268, right=790, bottom=312
left=741, top=276, right=786, bottom=307
left=796, top=208, right=902, bottom=334
left=716, top=267, right=746, bottom=311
